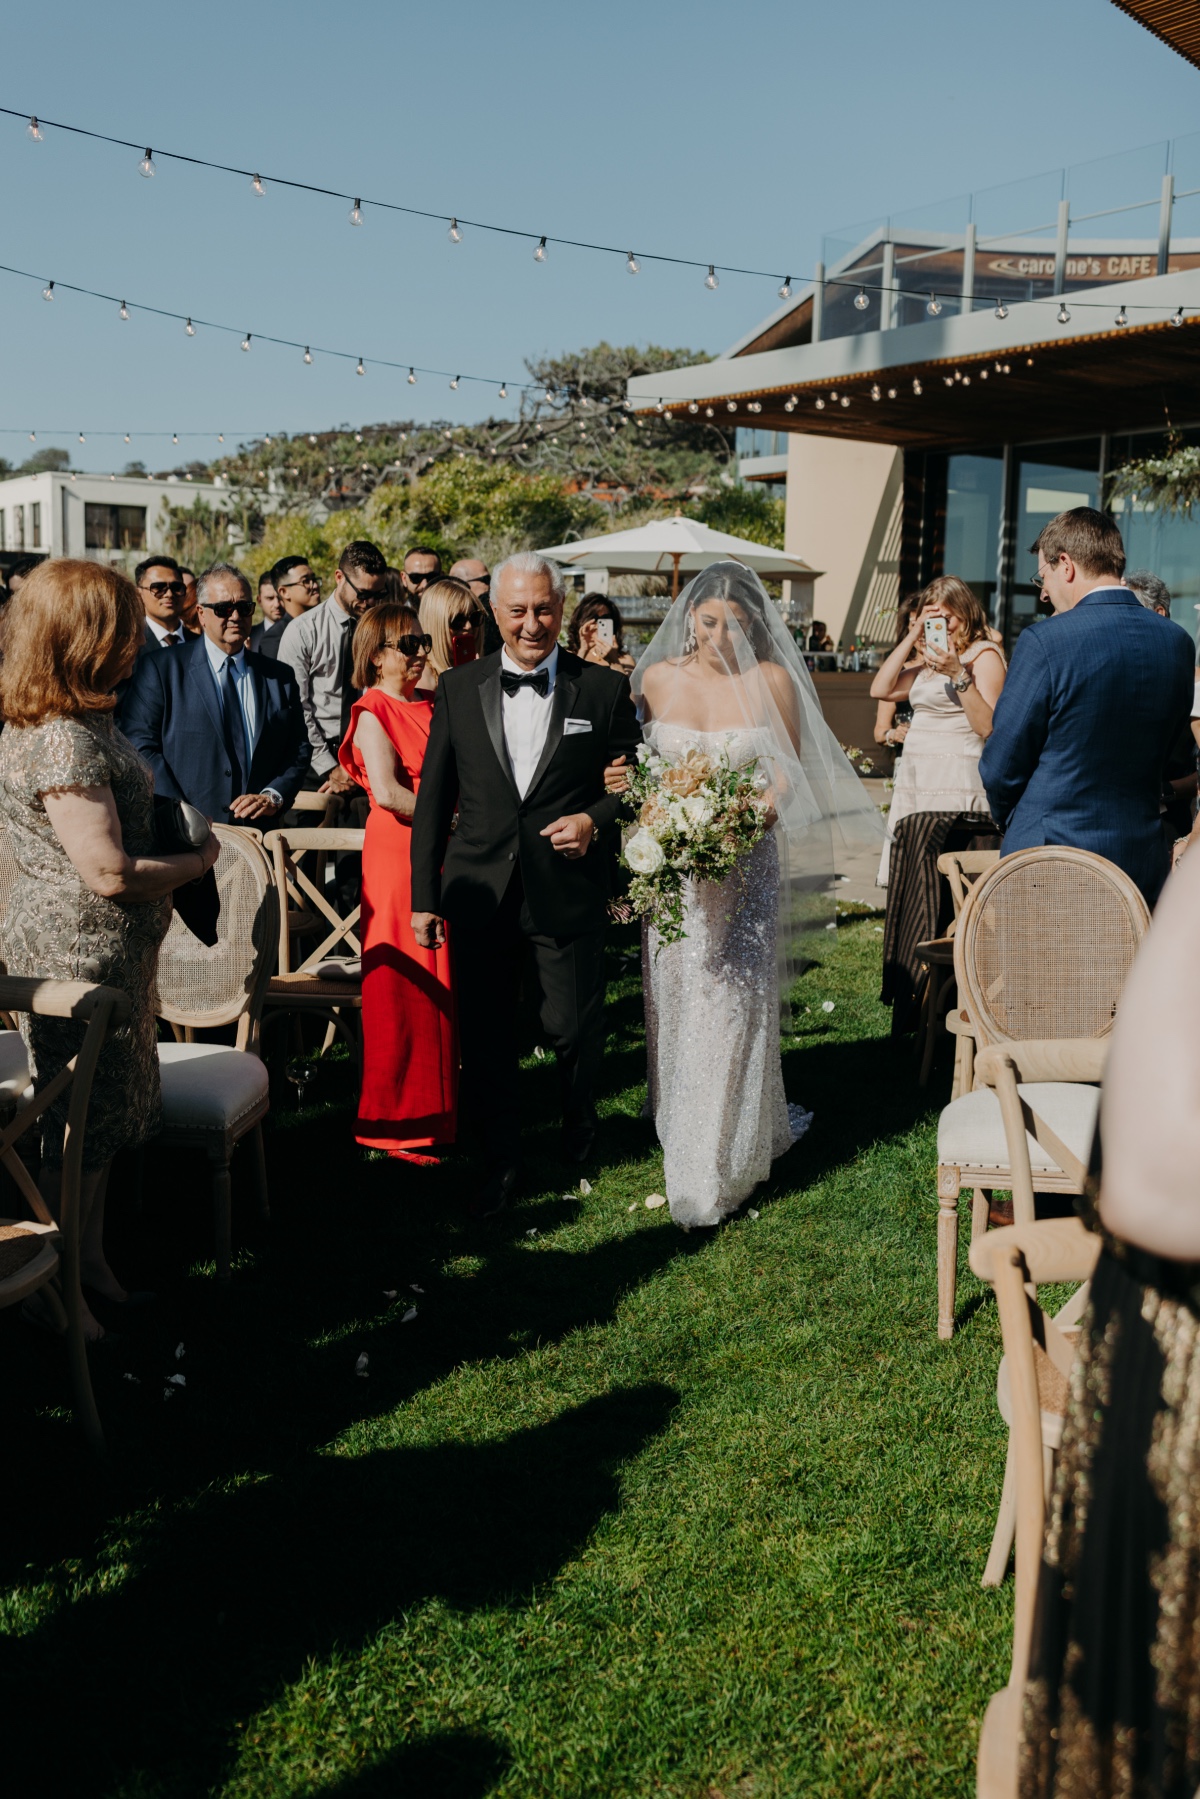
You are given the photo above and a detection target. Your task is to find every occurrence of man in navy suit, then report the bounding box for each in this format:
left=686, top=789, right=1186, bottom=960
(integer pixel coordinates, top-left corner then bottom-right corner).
left=122, top=562, right=311, bottom=825
left=980, top=508, right=1193, bottom=907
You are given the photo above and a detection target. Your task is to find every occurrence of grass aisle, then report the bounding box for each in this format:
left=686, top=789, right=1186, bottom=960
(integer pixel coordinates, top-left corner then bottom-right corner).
left=1, top=919, right=1011, bottom=1799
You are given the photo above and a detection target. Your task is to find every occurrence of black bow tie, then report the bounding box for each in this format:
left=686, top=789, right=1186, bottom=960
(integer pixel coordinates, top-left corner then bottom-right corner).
left=500, top=668, right=549, bottom=698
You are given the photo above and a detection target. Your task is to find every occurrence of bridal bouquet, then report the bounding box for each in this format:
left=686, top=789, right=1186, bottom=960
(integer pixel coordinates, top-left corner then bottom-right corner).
left=615, top=743, right=773, bottom=945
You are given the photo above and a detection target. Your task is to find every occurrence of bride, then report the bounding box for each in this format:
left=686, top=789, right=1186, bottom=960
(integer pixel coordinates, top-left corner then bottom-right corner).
left=621, top=562, right=882, bottom=1228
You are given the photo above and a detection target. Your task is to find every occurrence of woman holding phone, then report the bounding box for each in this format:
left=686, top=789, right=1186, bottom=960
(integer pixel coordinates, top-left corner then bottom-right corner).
left=567, top=594, right=636, bottom=676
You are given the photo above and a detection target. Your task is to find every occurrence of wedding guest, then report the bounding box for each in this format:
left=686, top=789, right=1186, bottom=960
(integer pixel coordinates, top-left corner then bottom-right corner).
left=5, top=555, right=42, bottom=598
left=449, top=557, right=491, bottom=602
left=133, top=554, right=189, bottom=651
left=276, top=540, right=388, bottom=799
left=1020, top=837, right=1200, bottom=1798
left=122, top=563, right=310, bottom=825
left=0, top=559, right=219, bottom=1339
left=249, top=570, right=284, bottom=651
left=338, top=603, right=455, bottom=1163
left=415, top=578, right=486, bottom=695
left=272, top=555, right=322, bottom=620
left=873, top=594, right=922, bottom=754
left=980, top=508, right=1193, bottom=907
left=178, top=568, right=201, bottom=635
left=807, top=620, right=834, bottom=653
left=1126, top=568, right=1172, bottom=617
left=567, top=595, right=636, bottom=676
left=401, top=547, right=442, bottom=601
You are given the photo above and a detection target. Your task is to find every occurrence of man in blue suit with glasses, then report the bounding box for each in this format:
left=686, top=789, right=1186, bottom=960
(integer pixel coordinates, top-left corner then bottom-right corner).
left=980, top=508, right=1193, bottom=908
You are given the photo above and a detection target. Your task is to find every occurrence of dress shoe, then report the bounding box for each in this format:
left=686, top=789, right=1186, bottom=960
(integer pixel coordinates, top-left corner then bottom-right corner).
left=474, top=1165, right=520, bottom=1217
left=987, top=1197, right=1015, bottom=1229
left=561, top=1122, right=597, bottom=1167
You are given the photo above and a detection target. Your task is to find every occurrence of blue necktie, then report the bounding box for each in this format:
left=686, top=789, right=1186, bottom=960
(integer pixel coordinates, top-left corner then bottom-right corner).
left=220, top=656, right=248, bottom=796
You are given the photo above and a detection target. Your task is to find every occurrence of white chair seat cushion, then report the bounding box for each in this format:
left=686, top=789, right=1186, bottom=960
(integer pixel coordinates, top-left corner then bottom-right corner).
left=0, top=1030, right=32, bottom=1106
left=937, top=1082, right=1100, bottom=1175
left=156, top=1043, right=268, bottom=1138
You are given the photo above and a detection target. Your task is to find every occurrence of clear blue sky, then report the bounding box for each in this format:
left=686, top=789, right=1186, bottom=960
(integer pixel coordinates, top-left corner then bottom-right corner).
left=3, top=0, right=1197, bottom=471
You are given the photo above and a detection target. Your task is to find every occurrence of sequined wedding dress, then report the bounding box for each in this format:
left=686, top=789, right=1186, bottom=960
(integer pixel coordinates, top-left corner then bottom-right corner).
left=642, top=722, right=813, bottom=1228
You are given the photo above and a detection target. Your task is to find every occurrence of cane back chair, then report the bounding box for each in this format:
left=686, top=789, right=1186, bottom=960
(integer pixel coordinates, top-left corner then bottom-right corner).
left=934, top=846, right=1147, bottom=1339
left=913, top=849, right=1001, bottom=1090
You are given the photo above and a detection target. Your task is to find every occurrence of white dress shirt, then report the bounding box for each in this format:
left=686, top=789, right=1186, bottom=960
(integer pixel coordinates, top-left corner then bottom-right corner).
left=202, top=635, right=281, bottom=804
left=500, top=645, right=558, bottom=797
left=146, top=616, right=186, bottom=648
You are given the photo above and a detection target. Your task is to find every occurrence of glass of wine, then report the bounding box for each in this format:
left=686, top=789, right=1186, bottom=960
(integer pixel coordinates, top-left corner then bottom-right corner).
left=286, top=1057, right=317, bottom=1110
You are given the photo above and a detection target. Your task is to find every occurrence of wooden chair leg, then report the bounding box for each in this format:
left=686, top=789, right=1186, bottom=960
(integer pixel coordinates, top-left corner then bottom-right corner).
left=982, top=1437, right=1016, bottom=1587
left=917, top=971, right=938, bottom=1087
left=212, top=1156, right=233, bottom=1288
left=250, top=1122, right=270, bottom=1222
left=950, top=1029, right=971, bottom=1102
left=938, top=1191, right=959, bottom=1339
left=971, top=1187, right=989, bottom=1242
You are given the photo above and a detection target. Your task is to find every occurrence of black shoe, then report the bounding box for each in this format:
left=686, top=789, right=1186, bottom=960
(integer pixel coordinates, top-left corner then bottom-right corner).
left=561, top=1122, right=597, bottom=1167
left=473, top=1165, right=520, bottom=1217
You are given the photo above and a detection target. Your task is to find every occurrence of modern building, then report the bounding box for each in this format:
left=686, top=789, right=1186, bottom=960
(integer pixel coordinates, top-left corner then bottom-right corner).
left=630, top=126, right=1200, bottom=650
left=0, top=470, right=252, bottom=582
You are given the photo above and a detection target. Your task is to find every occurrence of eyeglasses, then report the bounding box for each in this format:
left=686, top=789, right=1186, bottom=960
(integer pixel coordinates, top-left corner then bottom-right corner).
left=200, top=599, right=255, bottom=620
left=342, top=573, right=385, bottom=602
left=140, top=580, right=186, bottom=598
left=384, top=634, right=433, bottom=657
left=1032, top=564, right=1058, bottom=592
left=279, top=571, right=320, bottom=591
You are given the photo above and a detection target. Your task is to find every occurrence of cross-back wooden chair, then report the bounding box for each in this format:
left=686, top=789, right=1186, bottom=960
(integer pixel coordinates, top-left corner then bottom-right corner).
left=968, top=1218, right=1101, bottom=1797
left=914, top=849, right=1001, bottom=1089
left=934, top=846, right=1147, bottom=1339
left=0, top=977, right=129, bottom=1457
left=154, top=825, right=277, bottom=1286
left=261, top=826, right=364, bottom=1059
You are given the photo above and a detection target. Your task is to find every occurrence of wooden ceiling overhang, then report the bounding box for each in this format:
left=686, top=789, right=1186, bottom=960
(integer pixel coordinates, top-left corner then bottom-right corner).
left=1111, top=0, right=1200, bottom=68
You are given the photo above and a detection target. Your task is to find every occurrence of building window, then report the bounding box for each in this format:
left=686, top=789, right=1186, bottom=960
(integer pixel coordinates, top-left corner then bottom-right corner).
left=84, top=504, right=147, bottom=551
left=1009, top=441, right=1100, bottom=641
left=13, top=505, right=24, bottom=550
left=944, top=452, right=1004, bottom=622
left=30, top=501, right=41, bottom=548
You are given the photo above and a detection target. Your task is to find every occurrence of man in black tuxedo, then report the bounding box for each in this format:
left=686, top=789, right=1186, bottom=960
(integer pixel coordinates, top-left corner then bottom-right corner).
left=411, top=551, right=640, bottom=1212
left=122, top=562, right=311, bottom=825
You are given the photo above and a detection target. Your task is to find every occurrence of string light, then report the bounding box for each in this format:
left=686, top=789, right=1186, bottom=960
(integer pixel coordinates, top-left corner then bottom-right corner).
left=839, top=395, right=850, bottom=408
left=27, top=116, right=42, bottom=141
left=78, top=431, right=85, bottom=443
left=28, top=432, right=35, bottom=442
left=1173, top=305, right=1185, bottom=327
left=139, top=148, right=155, bottom=178
left=303, top=345, right=312, bottom=363
left=124, top=432, right=130, bottom=442
left=218, top=433, right=224, bottom=442
left=356, top=357, right=365, bottom=375
left=814, top=397, right=826, bottom=409
left=1115, top=304, right=1128, bottom=327
left=912, top=377, right=923, bottom=394
left=534, top=236, right=547, bottom=262
left=627, top=251, right=640, bottom=274
left=349, top=198, right=362, bottom=226
left=407, top=367, right=417, bottom=383
left=41, top=279, right=54, bottom=301
left=778, top=276, right=793, bottom=299
left=688, top=401, right=699, bottom=414
left=870, top=383, right=881, bottom=400
left=784, top=395, right=797, bottom=412
left=749, top=400, right=762, bottom=413
left=854, top=287, right=869, bottom=311
left=448, top=217, right=462, bottom=243
left=185, top=316, right=195, bottom=335
left=241, top=332, right=251, bottom=351
left=172, top=432, right=178, bottom=444
left=887, top=386, right=897, bottom=398
left=926, top=293, right=941, bottom=316
left=499, top=382, right=508, bottom=398
left=994, top=299, right=1008, bottom=320
left=726, top=399, right=737, bottom=412
left=119, top=299, right=129, bottom=320
left=705, top=265, right=719, bottom=289
left=1057, top=302, right=1070, bottom=323
left=450, top=374, right=460, bottom=389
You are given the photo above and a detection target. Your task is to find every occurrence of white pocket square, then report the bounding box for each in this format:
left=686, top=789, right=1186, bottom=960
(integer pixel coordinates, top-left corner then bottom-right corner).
left=563, top=718, right=593, bottom=735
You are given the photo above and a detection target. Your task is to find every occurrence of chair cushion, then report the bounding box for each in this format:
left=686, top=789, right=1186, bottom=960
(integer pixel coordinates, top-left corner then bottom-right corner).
left=156, top=1043, right=268, bottom=1137
left=0, top=1029, right=32, bottom=1107
left=937, top=1082, right=1100, bottom=1176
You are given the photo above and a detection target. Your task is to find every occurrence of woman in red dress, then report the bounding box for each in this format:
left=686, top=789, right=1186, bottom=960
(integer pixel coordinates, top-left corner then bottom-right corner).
left=339, top=603, right=457, bottom=1162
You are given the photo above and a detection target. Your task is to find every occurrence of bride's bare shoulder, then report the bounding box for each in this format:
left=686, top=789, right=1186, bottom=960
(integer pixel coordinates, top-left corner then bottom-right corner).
left=640, top=660, right=683, bottom=698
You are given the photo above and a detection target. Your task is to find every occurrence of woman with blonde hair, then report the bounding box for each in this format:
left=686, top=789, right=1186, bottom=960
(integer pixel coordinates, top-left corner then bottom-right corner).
left=0, top=560, right=220, bottom=1337
left=415, top=578, right=486, bottom=694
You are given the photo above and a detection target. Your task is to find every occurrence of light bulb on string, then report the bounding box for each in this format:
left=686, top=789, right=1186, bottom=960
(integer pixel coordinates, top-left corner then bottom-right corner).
left=1173, top=306, right=1185, bottom=327
left=962, top=374, right=971, bottom=385
left=172, top=433, right=178, bottom=445
left=139, top=148, right=155, bottom=178
left=28, top=432, right=35, bottom=443
left=784, top=395, right=797, bottom=412
left=1115, top=305, right=1128, bottom=327
left=407, top=367, right=417, bottom=384
left=349, top=198, right=363, bottom=226
left=356, top=357, right=365, bottom=376
left=241, top=332, right=251, bottom=351
left=1057, top=302, right=1071, bottom=323
left=912, top=378, right=923, bottom=395
left=41, top=280, right=54, bottom=301
left=870, top=384, right=881, bottom=401
left=980, top=368, right=989, bottom=379
left=854, top=287, right=869, bottom=312
left=124, top=433, right=130, bottom=443
left=448, top=217, right=462, bottom=243
left=814, top=397, right=826, bottom=410
left=303, top=345, right=312, bottom=364
left=448, top=374, right=460, bottom=390
left=887, top=387, right=898, bottom=399
left=926, top=293, right=941, bottom=316
left=749, top=401, right=762, bottom=413
left=27, top=116, right=43, bottom=141
left=994, top=299, right=1008, bottom=320
left=185, top=317, right=195, bottom=335
left=944, top=375, right=954, bottom=387
left=704, top=406, right=715, bottom=417
left=839, top=396, right=850, bottom=408
left=829, top=390, right=838, bottom=401
left=687, top=401, right=699, bottom=414
left=626, top=251, right=640, bottom=274
left=778, top=276, right=793, bottom=299
left=218, top=434, right=224, bottom=443
left=78, top=432, right=85, bottom=444
left=704, top=265, right=719, bottom=289
left=498, top=382, right=508, bottom=399
left=534, top=236, right=547, bottom=262
left=251, top=173, right=265, bottom=197
left=726, top=399, right=737, bottom=412
left=119, top=299, right=129, bottom=320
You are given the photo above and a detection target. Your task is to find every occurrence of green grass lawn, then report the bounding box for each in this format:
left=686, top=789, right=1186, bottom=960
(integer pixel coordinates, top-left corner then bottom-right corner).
left=0, top=919, right=1012, bottom=1799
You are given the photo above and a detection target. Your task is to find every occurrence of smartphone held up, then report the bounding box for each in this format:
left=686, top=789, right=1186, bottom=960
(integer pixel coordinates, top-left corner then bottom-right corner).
left=923, top=616, right=948, bottom=655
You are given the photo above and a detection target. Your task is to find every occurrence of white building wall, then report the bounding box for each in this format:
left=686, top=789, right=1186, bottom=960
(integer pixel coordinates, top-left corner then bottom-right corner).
left=783, top=435, right=902, bottom=647
left=0, top=472, right=249, bottom=567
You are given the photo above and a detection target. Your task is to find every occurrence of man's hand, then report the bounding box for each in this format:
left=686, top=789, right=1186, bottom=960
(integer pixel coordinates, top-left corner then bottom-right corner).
left=540, top=813, right=596, bottom=860
left=319, top=766, right=357, bottom=796
left=230, top=793, right=280, bottom=821
left=603, top=754, right=631, bottom=794
left=411, top=911, right=446, bottom=949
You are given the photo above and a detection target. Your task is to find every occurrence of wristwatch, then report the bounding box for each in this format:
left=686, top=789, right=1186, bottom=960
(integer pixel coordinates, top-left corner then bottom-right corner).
left=951, top=670, right=972, bottom=693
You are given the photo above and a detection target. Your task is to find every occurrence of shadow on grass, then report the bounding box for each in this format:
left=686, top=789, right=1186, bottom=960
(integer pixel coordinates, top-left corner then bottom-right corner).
left=318, top=1731, right=509, bottom=1797
left=2, top=1383, right=677, bottom=1796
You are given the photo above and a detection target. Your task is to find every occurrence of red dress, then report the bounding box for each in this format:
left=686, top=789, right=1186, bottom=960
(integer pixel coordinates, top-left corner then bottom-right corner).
left=339, top=689, right=457, bottom=1155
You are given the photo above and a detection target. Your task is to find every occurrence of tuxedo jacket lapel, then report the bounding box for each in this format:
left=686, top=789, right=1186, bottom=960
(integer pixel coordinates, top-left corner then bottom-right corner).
left=478, top=663, right=520, bottom=798
left=525, top=666, right=578, bottom=798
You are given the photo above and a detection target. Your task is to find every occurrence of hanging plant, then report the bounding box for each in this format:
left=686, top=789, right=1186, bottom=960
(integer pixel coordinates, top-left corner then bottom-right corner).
left=1107, top=439, right=1200, bottom=518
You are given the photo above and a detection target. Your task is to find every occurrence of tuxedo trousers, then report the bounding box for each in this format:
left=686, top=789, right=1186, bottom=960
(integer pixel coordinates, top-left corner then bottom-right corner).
left=451, top=868, right=606, bottom=1166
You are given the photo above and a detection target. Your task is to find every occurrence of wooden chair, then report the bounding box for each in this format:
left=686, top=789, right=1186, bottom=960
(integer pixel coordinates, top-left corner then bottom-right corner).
left=934, top=846, right=1147, bottom=1339
left=155, top=825, right=277, bottom=1286
left=0, top=977, right=129, bottom=1456
left=261, top=826, right=364, bottom=1060
left=968, top=1217, right=1101, bottom=1797
left=914, top=849, right=1001, bottom=1090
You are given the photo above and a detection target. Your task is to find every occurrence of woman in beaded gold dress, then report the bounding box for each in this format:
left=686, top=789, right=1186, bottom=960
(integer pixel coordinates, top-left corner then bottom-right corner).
left=1019, top=842, right=1200, bottom=1798
left=0, top=561, right=219, bottom=1339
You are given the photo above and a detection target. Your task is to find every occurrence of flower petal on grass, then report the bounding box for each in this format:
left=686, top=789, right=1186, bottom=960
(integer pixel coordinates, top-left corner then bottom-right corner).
left=355, top=1353, right=369, bottom=1378
left=579, top=1179, right=592, bottom=1196
left=747, top=1208, right=760, bottom=1221
left=533, top=1046, right=546, bottom=1060
left=402, top=1306, right=418, bottom=1323
left=410, top=1283, right=425, bottom=1294
left=382, top=1289, right=398, bottom=1301
left=167, top=1373, right=186, bottom=1388
left=821, top=1000, right=836, bottom=1013
left=525, top=1228, right=539, bottom=1239
left=644, top=1194, right=667, bottom=1210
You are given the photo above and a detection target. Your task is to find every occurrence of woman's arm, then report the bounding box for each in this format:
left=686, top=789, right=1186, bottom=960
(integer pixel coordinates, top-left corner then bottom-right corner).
left=354, top=709, right=416, bottom=818
left=42, top=785, right=219, bottom=902
left=761, top=660, right=803, bottom=757
left=874, top=698, right=908, bottom=747
left=870, top=614, right=925, bottom=699
left=925, top=642, right=1005, bottom=738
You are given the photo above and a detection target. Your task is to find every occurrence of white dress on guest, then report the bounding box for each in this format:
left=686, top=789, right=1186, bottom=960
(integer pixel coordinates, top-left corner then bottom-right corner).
left=877, top=642, right=998, bottom=885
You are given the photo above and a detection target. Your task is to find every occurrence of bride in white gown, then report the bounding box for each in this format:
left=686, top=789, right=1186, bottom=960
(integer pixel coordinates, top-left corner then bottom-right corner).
left=629, top=563, right=883, bottom=1228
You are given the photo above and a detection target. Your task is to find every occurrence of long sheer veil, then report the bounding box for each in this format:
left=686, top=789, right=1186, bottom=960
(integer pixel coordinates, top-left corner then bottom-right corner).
left=630, top=560, right=883, bottom=1017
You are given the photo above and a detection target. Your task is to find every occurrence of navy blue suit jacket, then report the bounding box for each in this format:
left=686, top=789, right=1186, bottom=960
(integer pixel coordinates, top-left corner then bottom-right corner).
left=979, top=587, right=1194, bottom=906
left=121, top=633, right=312, bottom=822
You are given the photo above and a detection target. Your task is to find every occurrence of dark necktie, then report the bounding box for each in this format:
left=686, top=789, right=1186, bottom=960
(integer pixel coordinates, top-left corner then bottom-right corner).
left=500, top=667, right=549, bottom=698
left=220, top=656, right=248, bottom=797
left=162, top=632, right=182, bottom=648
left=338, top=619, right=359, bottom=744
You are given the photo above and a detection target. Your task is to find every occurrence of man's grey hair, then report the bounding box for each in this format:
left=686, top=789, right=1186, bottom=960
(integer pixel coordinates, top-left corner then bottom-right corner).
left=196, top=562, right=252, bottom=606
left=1125, top=568, right=1171, bottom=611
left=492, top=550, right=566, bottom=604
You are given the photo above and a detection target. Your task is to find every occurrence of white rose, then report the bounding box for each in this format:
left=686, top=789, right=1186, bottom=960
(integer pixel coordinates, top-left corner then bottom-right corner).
left=667, top=799, right=689, bottom=830
left=625, top=829, right=666, bottom=875
left=635, top=742, right=652, bottom=764
left=679, top=794, right=714, bottom=832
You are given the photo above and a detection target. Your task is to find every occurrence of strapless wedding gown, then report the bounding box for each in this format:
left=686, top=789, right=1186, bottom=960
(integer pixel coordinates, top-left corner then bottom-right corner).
left=642, top=723, right=812, bottom=1228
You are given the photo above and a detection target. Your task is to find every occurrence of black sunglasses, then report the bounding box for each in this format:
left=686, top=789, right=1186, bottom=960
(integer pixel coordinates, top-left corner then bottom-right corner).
left=201, top=599, right=255, bottom=620
left=343, top=573, right=385, bottom=602
left=141, top=580, right=186, bottom=598
left=384, top=634, right=433, bottom=656
left=405, top=570, right=439, bottom=587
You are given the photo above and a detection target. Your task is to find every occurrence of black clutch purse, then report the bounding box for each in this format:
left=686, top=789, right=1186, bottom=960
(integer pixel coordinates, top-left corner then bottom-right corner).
left=153, top=799, right=220, bottom=946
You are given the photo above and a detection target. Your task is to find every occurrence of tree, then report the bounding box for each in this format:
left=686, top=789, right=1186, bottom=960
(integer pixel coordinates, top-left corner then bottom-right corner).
left=19, top=447, right=70, bottom=474
left=688, top=484, right=785, bottom=548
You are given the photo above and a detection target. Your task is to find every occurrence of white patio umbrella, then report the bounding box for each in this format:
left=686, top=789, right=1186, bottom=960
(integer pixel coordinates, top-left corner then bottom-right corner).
left=538, top=512, right=819, bottom=600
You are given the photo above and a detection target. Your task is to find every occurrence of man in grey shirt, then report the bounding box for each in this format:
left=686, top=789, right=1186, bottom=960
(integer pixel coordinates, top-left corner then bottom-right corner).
left=277, top=539, right=389, bottom=795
